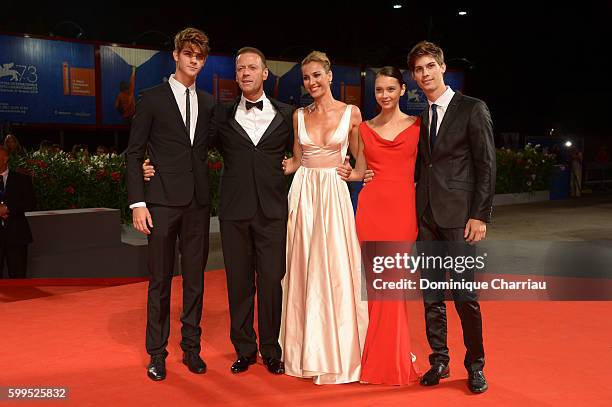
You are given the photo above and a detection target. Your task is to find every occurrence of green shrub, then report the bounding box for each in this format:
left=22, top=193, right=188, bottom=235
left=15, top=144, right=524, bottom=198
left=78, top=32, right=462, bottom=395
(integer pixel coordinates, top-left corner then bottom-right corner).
left=495, top=144, right=555, bottom=194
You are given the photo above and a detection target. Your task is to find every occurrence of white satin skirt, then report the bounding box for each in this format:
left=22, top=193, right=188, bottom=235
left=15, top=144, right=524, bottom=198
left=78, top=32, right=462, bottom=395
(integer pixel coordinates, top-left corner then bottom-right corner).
left=280, top=166, right=368, bottom=385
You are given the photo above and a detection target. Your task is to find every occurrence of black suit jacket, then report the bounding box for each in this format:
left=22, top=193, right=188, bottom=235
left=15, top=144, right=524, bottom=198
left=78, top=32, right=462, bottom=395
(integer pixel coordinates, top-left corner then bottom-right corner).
left=0, top=170, right=36, bottom=245
left=415, top=92, right=496, bottom=228
left=126, top=82, right=215, bottom=207
left=210, top=97, right=294, bottom=221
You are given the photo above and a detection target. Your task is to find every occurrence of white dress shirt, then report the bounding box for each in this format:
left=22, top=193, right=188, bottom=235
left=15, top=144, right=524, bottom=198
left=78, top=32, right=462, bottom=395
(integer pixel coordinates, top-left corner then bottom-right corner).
left=428, top=86, right=455, bottom=134
left=129, top=75, right=199, bottom=210
left=234, top=93, right=277, bottom=145
left=168, top=74, right=198, bottom=145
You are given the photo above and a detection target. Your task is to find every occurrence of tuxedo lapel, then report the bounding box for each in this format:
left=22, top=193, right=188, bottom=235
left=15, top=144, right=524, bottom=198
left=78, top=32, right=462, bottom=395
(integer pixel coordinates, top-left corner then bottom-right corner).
left=259, top=98, right=289, bottom=144
left=226, top=97, right=252, bottom=144
left=163, top=83, right=190, bottom=145
left=258, top=113, right=283, bottom=144
left=229, top=118, right=254, bottom=144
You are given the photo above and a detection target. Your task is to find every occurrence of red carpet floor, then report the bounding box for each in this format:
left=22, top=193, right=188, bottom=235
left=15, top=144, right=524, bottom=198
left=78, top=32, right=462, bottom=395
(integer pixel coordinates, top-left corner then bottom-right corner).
left=1, top=270, right=611, bottom=406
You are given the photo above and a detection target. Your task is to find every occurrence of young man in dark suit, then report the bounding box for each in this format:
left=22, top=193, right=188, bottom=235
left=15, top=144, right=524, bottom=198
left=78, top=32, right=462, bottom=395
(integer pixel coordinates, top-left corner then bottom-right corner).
left=0, top=146, right=36, bottom=278
left=126, top=27, right=215, bottom=381
left=409, top=41, right=496, bottom=394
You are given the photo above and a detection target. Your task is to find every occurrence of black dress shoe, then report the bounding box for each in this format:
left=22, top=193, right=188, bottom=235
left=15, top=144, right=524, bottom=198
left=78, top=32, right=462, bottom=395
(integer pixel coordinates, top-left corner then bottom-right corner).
left=468, top=370, right=488, bottom=393
left=419, top=363, right=450, bottom=386
left=230, top=355, right=257, bottom=374
left=183, top=352, right=207, bottom=374
left=263, top=357, right=285, bottom=375
left=147, top=354, right=167, bottom=381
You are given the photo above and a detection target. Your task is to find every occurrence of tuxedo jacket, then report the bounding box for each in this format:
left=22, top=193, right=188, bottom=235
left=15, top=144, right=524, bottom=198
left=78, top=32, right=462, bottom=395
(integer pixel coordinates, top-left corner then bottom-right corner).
left=210, top=97, right=294, bottom=221
left=415, top=92, right=496, bottom=229
left=126, top=82, right=215, bottom=207
left=0, top=170, right=36, bottom=245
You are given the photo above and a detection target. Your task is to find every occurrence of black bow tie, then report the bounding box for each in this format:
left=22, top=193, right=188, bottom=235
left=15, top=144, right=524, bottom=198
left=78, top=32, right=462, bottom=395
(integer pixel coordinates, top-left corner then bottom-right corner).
left=245, top=100, right=264, bottom=111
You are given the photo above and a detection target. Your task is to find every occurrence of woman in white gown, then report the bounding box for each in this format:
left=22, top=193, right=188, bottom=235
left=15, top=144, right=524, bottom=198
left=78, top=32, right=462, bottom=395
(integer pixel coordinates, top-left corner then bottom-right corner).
left=280, top=51, right=368, bottom=385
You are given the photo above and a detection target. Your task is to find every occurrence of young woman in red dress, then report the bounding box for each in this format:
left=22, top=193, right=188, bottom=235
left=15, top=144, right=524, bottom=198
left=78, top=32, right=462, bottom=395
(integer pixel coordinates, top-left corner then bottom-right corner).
left=349, top=66, right=421, bottom=385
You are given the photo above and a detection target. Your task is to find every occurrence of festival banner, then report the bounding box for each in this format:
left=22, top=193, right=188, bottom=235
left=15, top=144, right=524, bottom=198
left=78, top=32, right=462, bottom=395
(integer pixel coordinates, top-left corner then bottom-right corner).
left=0, top=35, right=96, bottom=124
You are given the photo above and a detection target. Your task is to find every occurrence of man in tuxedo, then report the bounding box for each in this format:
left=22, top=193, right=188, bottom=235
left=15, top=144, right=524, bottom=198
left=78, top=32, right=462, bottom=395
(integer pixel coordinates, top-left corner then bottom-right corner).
left=126, top=27, right=215, bottom=381
left=0, top=146, right=36, bottom=278
left=213, top=47, right=293, bottom=375
left=409, top=41, right=496, bottom=393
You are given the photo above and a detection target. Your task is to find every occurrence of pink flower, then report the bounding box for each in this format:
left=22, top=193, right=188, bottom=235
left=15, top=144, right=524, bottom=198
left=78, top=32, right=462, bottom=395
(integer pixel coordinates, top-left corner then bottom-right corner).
left=65, top=186, right=76, bottom=195
left=111, top=171, right=121, bottom=182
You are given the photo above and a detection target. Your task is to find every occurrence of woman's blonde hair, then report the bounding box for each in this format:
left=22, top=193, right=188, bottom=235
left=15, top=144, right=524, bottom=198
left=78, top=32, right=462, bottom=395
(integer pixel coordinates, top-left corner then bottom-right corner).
left=301, top=50, right=331, bottom=72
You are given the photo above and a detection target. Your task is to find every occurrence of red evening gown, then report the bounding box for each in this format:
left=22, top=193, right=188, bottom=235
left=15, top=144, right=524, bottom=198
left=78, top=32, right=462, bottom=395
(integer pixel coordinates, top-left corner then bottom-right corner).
left=355, top=119, right=421, bottom=385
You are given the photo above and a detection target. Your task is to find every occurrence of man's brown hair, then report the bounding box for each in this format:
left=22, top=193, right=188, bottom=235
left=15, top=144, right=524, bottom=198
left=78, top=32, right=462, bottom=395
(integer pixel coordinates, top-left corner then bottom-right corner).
left=407, top=41, right=445, bottom=73
left=236, top=47, right=267, bottom=68
left=174, top=27, right=210, bottom=56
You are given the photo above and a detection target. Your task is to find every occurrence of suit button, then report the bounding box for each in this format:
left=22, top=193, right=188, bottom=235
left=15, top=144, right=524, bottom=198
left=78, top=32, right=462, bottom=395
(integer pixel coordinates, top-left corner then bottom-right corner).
left=253, top=148, right=258, bottom=152
left=428, top=164, right=433, bottom=168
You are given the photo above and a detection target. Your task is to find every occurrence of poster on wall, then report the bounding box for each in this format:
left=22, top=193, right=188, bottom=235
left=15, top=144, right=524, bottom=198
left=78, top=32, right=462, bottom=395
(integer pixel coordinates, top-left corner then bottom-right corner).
left=332, top=64, right=361, bottom=107
left=100, top=47, right=238, bottom=125
left=0, top=35, right=96, bottom=124
left=100, top=45, right=174, bottom=125
left=197, top=55, right=239, bottom=103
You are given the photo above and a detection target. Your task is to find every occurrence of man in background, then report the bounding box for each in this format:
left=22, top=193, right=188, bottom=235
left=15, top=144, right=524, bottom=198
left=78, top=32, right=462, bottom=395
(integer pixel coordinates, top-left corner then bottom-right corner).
left=0, top=146, right=36, bottom=278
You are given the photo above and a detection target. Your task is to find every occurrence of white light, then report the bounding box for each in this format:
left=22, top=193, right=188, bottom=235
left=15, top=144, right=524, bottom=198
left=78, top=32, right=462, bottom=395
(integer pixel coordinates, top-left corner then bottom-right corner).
left=564, top=141, right=572, bottom=148
left=458, top=11, right=467, bottom=16
left=24, top=34, right=30, bottom=38
left=393, top=4, right=402, bottom=9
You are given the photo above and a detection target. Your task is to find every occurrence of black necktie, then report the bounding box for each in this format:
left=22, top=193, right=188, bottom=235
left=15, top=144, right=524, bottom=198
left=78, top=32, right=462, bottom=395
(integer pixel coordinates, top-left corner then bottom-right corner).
left=245, top=100, right=263, bottom=111
left=429, top=103, right=438, bottom=153
left=185, top=88, right=191, bottom=138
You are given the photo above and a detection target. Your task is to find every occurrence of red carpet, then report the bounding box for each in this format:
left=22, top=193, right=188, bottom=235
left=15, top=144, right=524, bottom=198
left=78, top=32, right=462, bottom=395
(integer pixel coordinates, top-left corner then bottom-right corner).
left=1, top=270, right=611, bottom=406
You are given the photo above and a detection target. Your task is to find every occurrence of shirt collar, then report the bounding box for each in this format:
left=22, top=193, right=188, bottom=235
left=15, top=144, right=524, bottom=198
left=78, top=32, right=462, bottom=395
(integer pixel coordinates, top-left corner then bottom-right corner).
left=429, top=86, right=455, bottom=109
left=240, top=92, right=268, bottom=108
left=169, top=74, right=196, bottom=94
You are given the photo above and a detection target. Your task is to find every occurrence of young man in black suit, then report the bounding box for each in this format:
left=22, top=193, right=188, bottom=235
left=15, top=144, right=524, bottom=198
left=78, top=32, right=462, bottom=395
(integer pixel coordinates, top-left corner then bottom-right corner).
left=409, top=41, right=496, bottom=393
left=126, top=27, right=215, bottom=381
left=0, top=146, right=36, bottom=278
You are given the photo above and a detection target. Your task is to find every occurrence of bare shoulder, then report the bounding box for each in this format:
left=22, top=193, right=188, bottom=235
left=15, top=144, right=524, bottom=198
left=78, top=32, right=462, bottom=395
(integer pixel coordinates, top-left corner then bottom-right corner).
left=349, top=104, right=362, bottom=123
left=402, top=114, right=419, bottom=127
